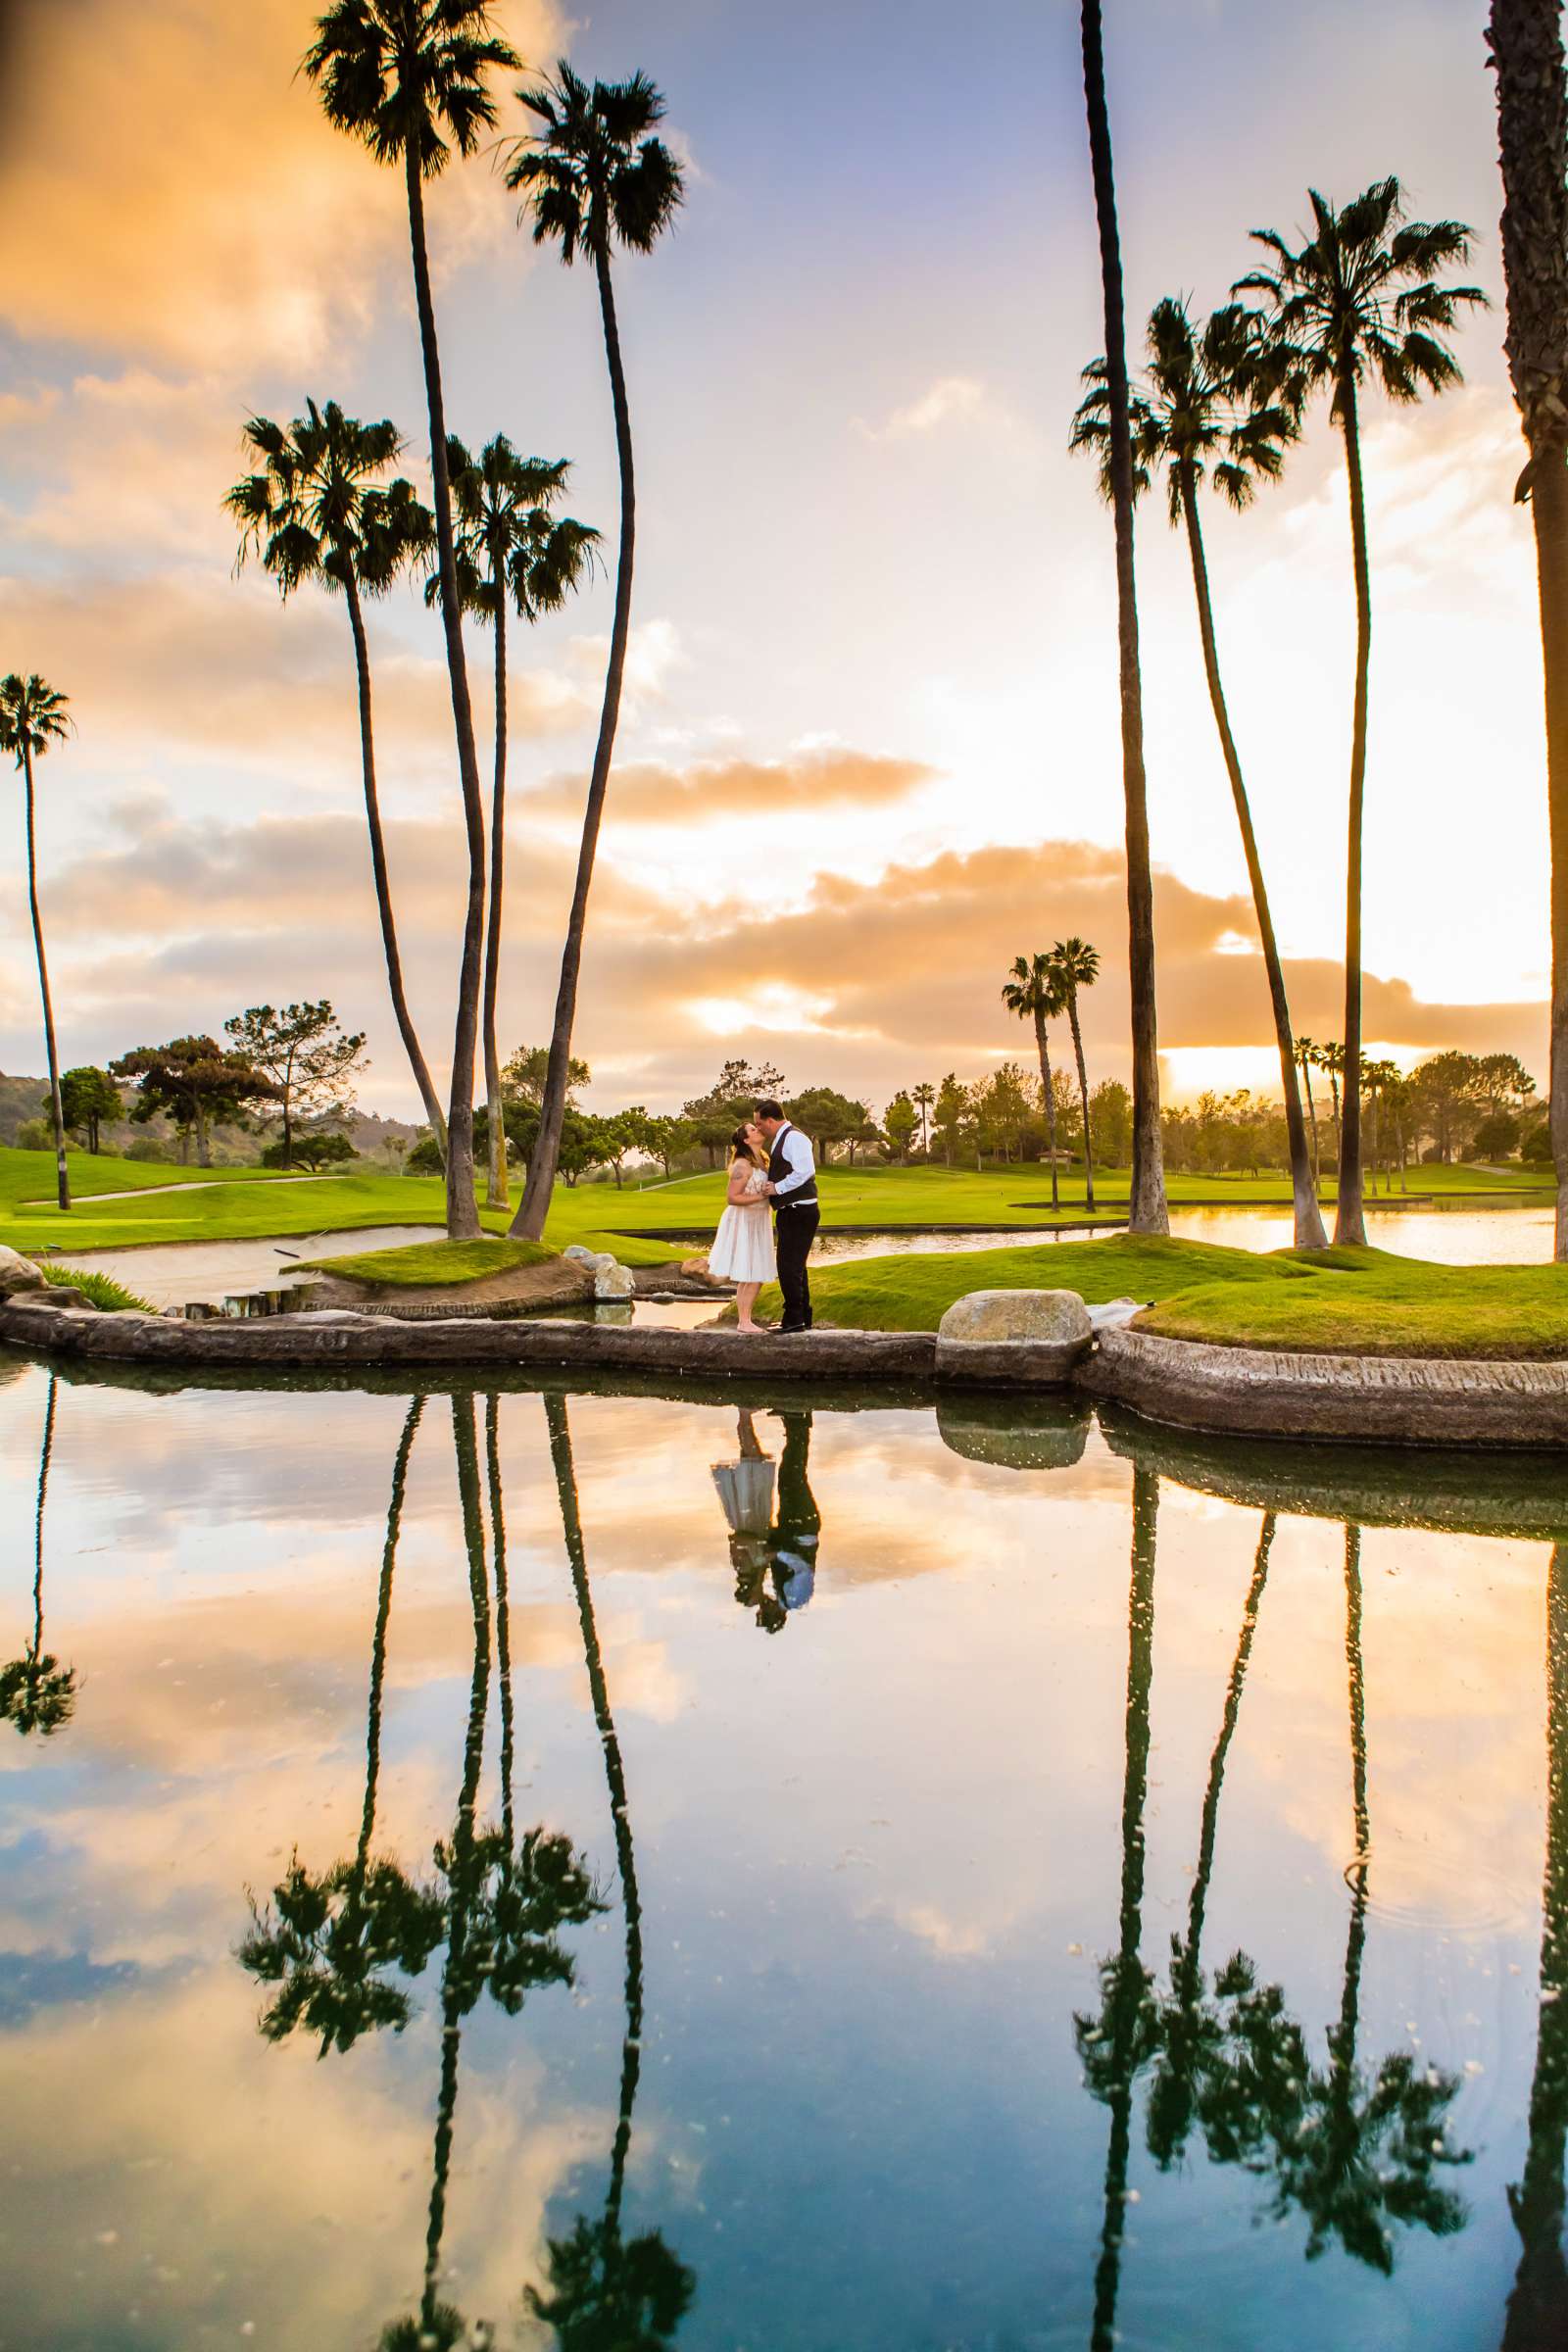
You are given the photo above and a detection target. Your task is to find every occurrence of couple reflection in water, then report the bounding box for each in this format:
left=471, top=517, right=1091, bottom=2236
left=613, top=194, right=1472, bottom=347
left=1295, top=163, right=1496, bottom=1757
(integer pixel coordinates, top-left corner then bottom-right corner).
left=711, top=1407, right=820, bottom=1634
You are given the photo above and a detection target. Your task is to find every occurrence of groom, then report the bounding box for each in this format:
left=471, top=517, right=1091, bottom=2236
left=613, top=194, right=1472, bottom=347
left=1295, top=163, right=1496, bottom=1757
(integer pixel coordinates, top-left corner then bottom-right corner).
left=755, top=1101, right=818, bottom=1333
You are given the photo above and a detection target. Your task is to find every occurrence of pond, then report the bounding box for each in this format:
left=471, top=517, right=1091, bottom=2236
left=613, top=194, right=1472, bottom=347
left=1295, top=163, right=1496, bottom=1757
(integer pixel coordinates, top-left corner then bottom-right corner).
left=1, top=1355, right=1564, bottom=2350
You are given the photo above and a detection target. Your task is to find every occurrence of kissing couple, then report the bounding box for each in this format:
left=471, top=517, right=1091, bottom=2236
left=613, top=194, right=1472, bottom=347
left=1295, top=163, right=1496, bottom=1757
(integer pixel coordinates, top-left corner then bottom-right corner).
left=707, top=1100, right=819, bottom=1334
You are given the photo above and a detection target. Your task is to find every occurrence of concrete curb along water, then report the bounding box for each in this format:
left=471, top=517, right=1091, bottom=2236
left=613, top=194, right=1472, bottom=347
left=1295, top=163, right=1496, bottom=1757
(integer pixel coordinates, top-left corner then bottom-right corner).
left=1081, top=1320, right=1568, bottom=1448
left=4, top=1291, right=1568, bottom=1448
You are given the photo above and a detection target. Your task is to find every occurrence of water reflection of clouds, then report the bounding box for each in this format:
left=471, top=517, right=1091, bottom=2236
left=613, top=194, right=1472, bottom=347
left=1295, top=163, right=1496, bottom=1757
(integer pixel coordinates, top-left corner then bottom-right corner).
left=0, top=1363, right=1559, bottom=2345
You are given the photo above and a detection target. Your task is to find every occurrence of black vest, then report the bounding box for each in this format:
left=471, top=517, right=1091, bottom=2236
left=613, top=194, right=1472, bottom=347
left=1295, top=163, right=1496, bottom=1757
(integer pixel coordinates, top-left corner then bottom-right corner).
left=767, top=1123, right=818, bottom=1209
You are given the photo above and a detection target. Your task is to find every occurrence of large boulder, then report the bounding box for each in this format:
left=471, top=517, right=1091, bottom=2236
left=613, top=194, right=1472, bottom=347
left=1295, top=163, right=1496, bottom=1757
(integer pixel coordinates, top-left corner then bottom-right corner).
left=0, top=1246, right=47, bottom=1298
left=935, top=1288, right=1093, bottom=1389
left=563, top=1245, right=598, bottom=1266
left=590, top=1253, right=636, bottom=1300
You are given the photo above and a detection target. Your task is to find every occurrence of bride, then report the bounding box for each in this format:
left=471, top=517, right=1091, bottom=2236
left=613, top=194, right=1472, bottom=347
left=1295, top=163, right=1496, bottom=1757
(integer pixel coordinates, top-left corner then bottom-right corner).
left=708, top=1119, right=776, bottom=1332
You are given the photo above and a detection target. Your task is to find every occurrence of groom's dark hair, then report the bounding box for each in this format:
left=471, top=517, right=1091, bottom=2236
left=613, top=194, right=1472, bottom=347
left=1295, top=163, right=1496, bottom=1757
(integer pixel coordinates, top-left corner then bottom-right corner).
left=755, top=1100, right=784, bottom=1122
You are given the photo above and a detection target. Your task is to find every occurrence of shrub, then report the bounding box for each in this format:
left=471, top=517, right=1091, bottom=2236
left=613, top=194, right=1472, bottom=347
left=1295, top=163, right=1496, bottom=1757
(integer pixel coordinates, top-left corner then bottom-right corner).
left=41, top=1264, right=154, bottom=1312
left=15, top=1118, right=52, bottom=1151
left=406, top=1133, right=444, bottom=1175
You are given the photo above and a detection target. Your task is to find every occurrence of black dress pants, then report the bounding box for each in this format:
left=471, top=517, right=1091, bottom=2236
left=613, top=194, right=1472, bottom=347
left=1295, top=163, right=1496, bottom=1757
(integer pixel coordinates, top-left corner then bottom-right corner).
left=774, top=1206, right=819, bottom=1329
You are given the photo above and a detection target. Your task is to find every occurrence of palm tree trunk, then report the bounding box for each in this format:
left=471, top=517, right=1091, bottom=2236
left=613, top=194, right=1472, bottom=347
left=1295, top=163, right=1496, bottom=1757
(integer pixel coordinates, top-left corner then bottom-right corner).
left=404, top=151, right=485, bottom=1242
left=1328, top=1065, right=1342, bottom=1170
left=1503, top=1540, right=1568, bottom=2349
left=1091, top=1462, right=1158, bottom=2352
left=1080, top=0, right=1167, bottom=1237
left=513, top=245, right=636, bottom=1241
left=484, top=565, right=510, bottom=1211
left=1335, top=380, right=1372, bottom=1246
left=22, top=745, right=69, bottom=1212
left=1489, top=0, right=1568, bottom=1263
left=1181, top=481, right=1326, bottom=1247
left=1531, top=451, right=1568, bottom=1261
left=31, top=1371, right=56, bottom=1665
left=543, top=1391, right=644, bottom=2228
left=1299, top=1052, right=1322, bottom=1186
left=343, top=572, right=448, bottom=1154
left=356, top=1395, right=422, bottom=1881
left=1331, top=1525, right=1371, bottom=2157
left=1067, top=986, right=1097, bottom=1212
left=1033, top=1006, right=1061, bottom=1210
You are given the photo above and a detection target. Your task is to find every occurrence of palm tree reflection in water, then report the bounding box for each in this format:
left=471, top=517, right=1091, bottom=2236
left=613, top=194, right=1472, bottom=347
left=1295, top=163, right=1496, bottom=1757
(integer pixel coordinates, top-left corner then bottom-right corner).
left=530, top=1393, right=695, bottom=2348
left=1503, top=1538, right=1568, bottom=2349
left=0, top=1369, right=76, bottom=1738
left=1078, top=1494, right=1472, bottom=2343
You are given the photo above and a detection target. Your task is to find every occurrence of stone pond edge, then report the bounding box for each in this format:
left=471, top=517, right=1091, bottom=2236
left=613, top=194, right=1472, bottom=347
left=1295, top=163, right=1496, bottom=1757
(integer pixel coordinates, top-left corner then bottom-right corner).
left=4, top=1291, right=1568, bottom=1448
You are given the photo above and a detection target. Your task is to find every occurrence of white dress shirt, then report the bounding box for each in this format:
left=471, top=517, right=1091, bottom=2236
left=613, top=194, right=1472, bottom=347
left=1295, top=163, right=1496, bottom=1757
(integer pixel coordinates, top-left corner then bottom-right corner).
left=771, top=1124, right=816, bottom=1201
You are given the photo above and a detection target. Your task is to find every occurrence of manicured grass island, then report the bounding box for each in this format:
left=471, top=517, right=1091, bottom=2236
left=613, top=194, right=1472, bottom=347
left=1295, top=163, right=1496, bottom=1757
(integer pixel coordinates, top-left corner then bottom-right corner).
left=302, top=1236, right=559, bottom=1287
left=766, top=1233, right=1568, bottom=1360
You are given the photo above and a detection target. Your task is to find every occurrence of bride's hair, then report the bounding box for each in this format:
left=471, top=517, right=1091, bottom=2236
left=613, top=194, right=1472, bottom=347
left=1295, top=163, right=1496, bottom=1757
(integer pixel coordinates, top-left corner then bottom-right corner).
left=729, top=1123, right=764, bottom=1168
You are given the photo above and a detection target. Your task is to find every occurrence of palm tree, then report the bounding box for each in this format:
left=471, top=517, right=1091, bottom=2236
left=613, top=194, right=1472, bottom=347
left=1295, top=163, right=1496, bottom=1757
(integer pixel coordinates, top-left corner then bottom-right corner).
left=1503, top=1538, right=1568, bottom=2348
left=226, top=403, right=448, bottom=1152
left=1077, top=0, right=1167, bottom=1237
left=911, top=1081, right=936, bottom=1156
left=1295, top=1034, right=1323, bottom=1188
left=1316, top=1037, right=1346, bottom=1175
left=1488, top=5, right=1568, bottom=1262
left=1048, top=936, right=1101, bottom=1211
left=1002, top=954, right=1064, bottom=1210
left=1074, top=1464, right=1161, bottom=2351
left=504, top=65, right=685, bottom=1242
left=383, top=1393, right=599, bottom=2351
left=0, top=1372, right=75, bottom=1738
left=0, top=674, right=74, bottom=1211
left=528, top=1389, right=696, bottom=2346
left=1237, top=181, right=1486, bottom=1246
left=304, top=2, right=522, bottom=1244
left=1146, top=1513, right=1275, bottom=2170
left=238, top=1396, right=446, bottom=2051
left=432, top=438, right=599, bottom=1210
left=1071, top=298, right=1327, bottom=1249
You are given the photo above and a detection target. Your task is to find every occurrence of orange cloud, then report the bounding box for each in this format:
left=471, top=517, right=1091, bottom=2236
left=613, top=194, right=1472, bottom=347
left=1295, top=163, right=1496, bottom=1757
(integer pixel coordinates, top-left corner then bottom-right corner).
left=0, top=0, right=563, bottom=369
left=522, top=747, right=938, bottom=827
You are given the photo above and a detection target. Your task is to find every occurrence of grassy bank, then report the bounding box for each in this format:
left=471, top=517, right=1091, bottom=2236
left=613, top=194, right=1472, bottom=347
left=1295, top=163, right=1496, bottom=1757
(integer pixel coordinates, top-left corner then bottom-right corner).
left=302, top=1236, right=559, bottom=1288
left=0, top=1146, right=1548, bottom=1263
left=747, top=1234, right=1316, bottom=1333
left=769, top=1232, right=1568, bottom=1359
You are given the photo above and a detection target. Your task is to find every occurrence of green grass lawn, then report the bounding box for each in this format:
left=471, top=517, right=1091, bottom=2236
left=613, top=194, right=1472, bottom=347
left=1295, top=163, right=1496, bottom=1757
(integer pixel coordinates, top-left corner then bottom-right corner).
left=0, top=1145, right=1548, bottom=1274
left=303, top=1236, right=558, bottom=1288
left=1138, top=1249, right=1568, bottom=1359
left=743, top=1234, right=1316, bottom=1332
left=779, top=1230, right=1568, bottom=1359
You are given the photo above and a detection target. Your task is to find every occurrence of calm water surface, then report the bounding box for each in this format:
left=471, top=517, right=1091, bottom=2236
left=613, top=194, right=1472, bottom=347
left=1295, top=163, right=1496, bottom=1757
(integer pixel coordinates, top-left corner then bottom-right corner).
left=2, top=1357, right=1565, bottom=2349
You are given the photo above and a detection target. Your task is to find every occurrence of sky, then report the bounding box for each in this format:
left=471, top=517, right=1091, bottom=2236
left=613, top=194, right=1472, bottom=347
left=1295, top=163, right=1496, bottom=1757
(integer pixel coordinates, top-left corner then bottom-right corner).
left=0, top=0, right=1550, bottom=1121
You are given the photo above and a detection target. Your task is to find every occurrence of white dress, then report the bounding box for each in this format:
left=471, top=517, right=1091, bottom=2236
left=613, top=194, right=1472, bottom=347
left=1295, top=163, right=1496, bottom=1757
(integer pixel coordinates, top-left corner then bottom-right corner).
left=709, top=1161, right=777, bottom=1283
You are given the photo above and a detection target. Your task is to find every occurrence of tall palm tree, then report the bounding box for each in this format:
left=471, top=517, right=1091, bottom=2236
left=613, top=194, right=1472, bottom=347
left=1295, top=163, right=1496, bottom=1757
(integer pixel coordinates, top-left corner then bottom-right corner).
left=504, top=65, right=685, bottom=1242
left=304, top=2, right=522, bottom=1243
left=0, top=674, right=74, bottom=1211
left=0, top=1372, right=75, bottom=1739
left=1503, top=1537, right=1568, bottom=2349
left=1237, top=181, right=1486, bottom=1246
left=1077, top=0, right=1166, bottom=1237
left=1316, top=1037, right=1346, bottom=1175
left=1295, top=1034, right=1323, bottom=1187
left=239, top=1396, right=446, bottom=2051
left=1146, top=1512, right=1275, bottom=2169
left=911, top=1081, right=936, bottom=1156
left=1488, top=4, right=1568, bottom=1262
left=383, top=1394, right=598, bottom=2352
left=1002, top=954, right=1065, bottom=1210
left=226, top=403, right=448, bottom=1152
left=1074, top=1464, right=1161, bottom=2351
left=528, top=1389, right=696, bottom=2345
left=1048, top=936, right=1102, bottom=1210
left=432, top=438, right=599, bottom=1209
left=1072, top=298, right=1327, bottom=1249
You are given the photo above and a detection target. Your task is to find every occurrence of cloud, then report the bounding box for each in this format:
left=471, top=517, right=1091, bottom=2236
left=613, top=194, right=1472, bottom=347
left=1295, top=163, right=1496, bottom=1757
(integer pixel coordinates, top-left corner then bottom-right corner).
left=871, top=376, right=989, bottom=439
left=0, top=0, right=564, bottom=369
left=1, top=812, right=1541, bottom=1118
left=522, top=746, right=937, bottom=828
